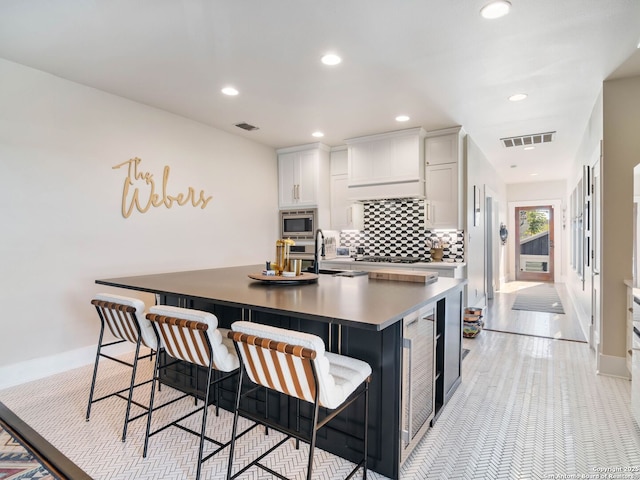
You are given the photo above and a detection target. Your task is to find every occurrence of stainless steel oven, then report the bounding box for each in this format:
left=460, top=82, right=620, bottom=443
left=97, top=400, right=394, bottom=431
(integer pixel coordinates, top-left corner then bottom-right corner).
left=289, top=243, right=315, bottom=258
left=280, top=208, right=316, bottom=240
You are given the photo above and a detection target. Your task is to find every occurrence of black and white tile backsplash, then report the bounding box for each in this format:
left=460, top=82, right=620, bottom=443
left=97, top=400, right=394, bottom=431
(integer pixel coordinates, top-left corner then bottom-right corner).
left=339, top=198, right=465, bottom=262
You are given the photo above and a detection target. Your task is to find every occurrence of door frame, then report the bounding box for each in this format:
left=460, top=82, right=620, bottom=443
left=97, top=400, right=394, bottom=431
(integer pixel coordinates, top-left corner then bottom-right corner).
left=515, top=205, right=555, bottom=282
left=485, top=188, right=500, bottom=299
left=508, top=199, right=563, bottom=284
left=591, top=157, right=601, bottom=354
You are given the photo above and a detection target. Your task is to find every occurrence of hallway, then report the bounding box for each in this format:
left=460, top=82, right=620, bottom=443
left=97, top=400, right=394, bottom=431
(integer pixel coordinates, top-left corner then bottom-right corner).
left=483, top=281, right=587, bottom=343
left=0, top=291, right=638, bottom=479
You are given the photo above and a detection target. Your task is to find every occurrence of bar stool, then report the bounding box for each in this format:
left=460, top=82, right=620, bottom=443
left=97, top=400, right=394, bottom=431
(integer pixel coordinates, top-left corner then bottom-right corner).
left=226, top=321, right=371, bottom=480
left=143, top=305, right=240, bottom=480
left=86, top=293, right=158, bottom=442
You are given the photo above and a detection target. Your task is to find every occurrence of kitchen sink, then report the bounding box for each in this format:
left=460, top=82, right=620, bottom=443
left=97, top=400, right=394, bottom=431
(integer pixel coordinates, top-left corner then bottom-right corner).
left=314, top=269, right=369, bottom=277
left=334, top=270, right=369, bottom=277
left=306, top=267, right=369, bottom=276
left=307, top=267, right=364, bottom=275
left=316, top=268, right=346, bottom=275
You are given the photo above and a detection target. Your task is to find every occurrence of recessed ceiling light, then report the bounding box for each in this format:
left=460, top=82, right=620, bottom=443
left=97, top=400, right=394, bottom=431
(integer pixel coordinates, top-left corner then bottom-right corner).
left=321, top=54, right=342, bottom=66
left=480, top=0, right=511, bottom=19
left=524, top=146, right=535, bottom=150
left=530, top=173, right=539, bottom=176
left=312, top=131, right=325, bottom=138
left=395, top=115, right=410, bottom=122
left=221, top=86, right=239, bottom=96
left=509, top=93, right=528, bottom=102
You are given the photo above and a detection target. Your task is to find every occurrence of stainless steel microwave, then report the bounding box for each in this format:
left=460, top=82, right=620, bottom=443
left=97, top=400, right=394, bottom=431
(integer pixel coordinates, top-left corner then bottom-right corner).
left=280, top=208, right=316, bottom=240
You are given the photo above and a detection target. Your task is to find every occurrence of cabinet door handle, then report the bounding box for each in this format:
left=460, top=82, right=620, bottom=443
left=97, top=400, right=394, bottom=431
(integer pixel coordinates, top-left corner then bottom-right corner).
left=296, top=184, right=300, bottom=200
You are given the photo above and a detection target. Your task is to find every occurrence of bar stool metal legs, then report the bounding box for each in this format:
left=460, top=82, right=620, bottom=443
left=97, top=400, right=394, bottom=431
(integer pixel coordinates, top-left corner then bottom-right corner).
left=226, top=323, right=371, bottom=480
left=86, top=295, right=157, bottom=442
left=143, top=307, right=243, bottom=480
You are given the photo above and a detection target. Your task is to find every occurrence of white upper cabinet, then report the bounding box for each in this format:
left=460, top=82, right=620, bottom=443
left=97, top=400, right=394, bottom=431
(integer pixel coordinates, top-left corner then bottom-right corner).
left=330, top=147, right=364, bottom=230
left=331, top=174, right=365, bottom=230
left=277, top=143, right=330, bottom=209
left=346, top=127, right=426, bottom=200
left=425, top=163, right=459, bottom=229
left=425, top=133, right=459, bottom=166
left=331, top=146, right=349, bottom=176
left=425, top=127, right=466, bottom=230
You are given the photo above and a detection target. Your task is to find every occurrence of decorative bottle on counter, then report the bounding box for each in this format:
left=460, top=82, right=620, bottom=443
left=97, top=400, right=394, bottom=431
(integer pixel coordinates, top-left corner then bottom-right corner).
left=273, top=238, right=294, bottom=275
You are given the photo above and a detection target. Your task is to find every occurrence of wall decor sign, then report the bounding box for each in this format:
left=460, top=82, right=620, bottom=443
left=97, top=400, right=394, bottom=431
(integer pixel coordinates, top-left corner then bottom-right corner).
left=113, top=157, right=212, bottom=218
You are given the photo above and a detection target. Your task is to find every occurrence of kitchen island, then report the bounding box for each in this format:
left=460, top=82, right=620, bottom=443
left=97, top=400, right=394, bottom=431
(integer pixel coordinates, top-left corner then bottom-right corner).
left=96, top=264, right=465, bottom=479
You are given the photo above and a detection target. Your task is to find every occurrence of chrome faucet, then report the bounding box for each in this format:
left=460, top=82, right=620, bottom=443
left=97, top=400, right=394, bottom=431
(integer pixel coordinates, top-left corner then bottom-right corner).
left=313, top=228, right=325, bottom=274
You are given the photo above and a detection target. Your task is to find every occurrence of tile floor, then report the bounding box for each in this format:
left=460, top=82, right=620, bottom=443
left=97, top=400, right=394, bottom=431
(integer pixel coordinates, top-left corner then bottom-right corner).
left=1, top=283, right=639, bottom=479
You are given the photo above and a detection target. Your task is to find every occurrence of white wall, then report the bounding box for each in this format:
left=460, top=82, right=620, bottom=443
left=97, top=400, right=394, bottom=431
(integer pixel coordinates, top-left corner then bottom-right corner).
left=599, top=76, right=640, bottom=376
left=567, top=92, right=602, bottom=351
left=567, top=75, right=640, bottom=379
left=0, top=59, right=278, bottom=383
left=465, top=136, right=508, bottom=307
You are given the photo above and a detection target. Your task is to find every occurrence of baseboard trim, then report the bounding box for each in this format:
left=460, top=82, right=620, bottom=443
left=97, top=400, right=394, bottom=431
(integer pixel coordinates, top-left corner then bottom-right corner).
left=0, top=342, right=135, bottom=391
left=597, top=353, right=631, bottom=379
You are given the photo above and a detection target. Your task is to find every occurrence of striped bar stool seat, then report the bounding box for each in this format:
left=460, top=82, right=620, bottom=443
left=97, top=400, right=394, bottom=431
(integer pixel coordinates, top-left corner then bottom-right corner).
left=226, top=321, right=372, bottom=480
left=86, top=293, right=159, bottom=442
left=143, top=305, right=241, bottom=480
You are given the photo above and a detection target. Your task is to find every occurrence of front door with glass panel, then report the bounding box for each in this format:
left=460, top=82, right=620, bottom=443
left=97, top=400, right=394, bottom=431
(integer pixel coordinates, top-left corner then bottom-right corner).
left=515, top=205, right=554, bottom=282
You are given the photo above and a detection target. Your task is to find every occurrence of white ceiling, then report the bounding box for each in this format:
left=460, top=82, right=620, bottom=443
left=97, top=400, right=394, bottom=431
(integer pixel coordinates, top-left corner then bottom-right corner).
left=1, top=0, right=639, bottom=184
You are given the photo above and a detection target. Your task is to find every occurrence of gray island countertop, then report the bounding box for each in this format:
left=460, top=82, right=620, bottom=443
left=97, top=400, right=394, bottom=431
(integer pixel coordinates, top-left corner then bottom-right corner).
left=96, top=264, right=466, bottom=331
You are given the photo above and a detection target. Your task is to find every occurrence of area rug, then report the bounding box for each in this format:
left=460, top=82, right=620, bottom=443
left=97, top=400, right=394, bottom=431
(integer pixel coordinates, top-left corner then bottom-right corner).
left=0, top=423, right=60, bottom=480
left=511, top=284, right=565, bottom=314
left=0, top=402, right=91, bottom=480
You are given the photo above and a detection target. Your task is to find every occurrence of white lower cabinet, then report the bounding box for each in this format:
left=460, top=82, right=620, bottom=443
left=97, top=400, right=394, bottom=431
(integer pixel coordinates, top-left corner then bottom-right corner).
left=629, top=283, right=640, bottom=426
left=633, top=331, right=640, bottom=426
left=319, top=260, right=354, bottom=270
left=426, top=264, right=466, bottom=279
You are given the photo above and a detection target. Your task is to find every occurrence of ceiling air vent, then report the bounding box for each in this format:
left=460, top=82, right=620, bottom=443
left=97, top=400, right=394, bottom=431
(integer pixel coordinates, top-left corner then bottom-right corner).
left=500, top=131, right=555, bottom=148
left=235, top=122, right=259, bottom=132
